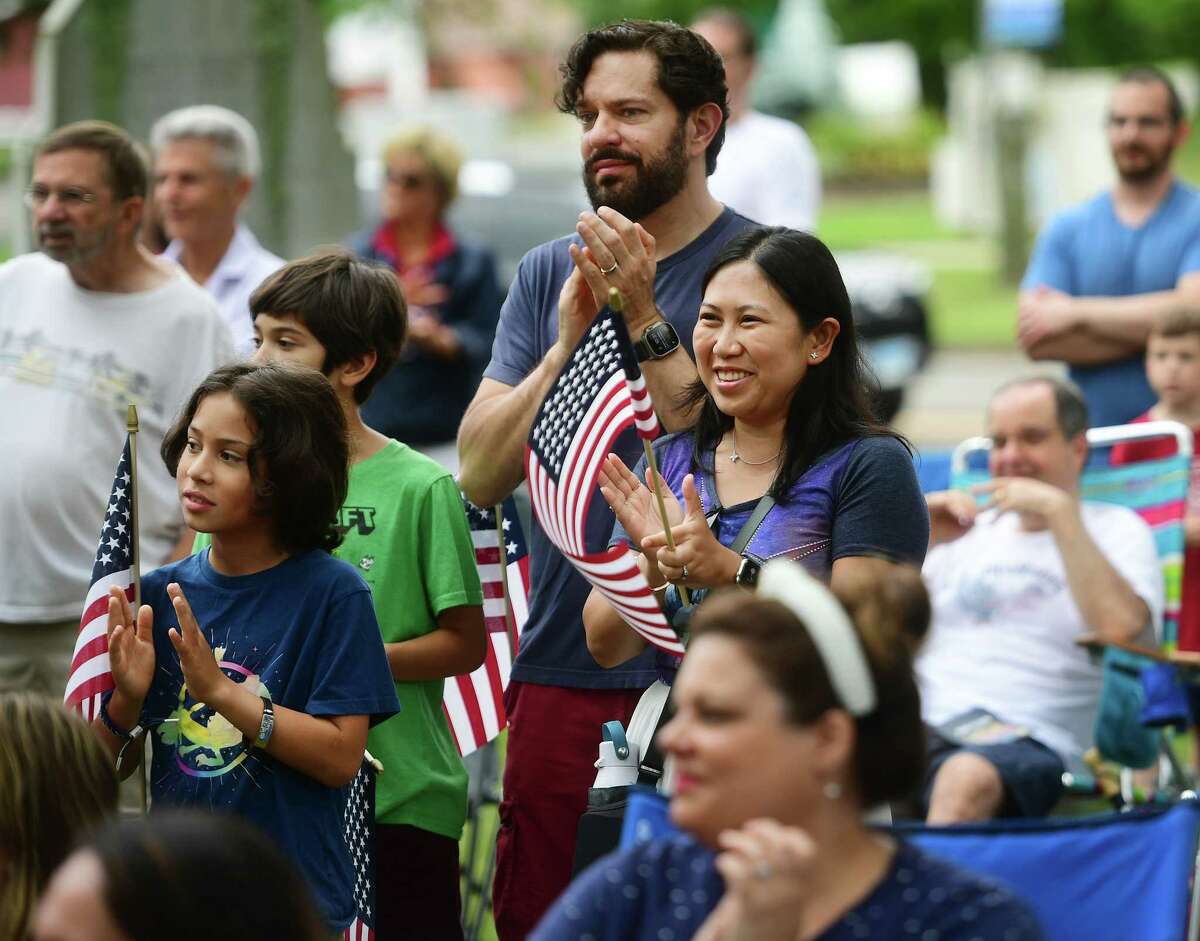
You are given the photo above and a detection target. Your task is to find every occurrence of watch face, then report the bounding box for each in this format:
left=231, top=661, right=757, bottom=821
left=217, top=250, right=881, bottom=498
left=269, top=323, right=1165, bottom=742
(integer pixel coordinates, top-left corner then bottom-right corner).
left=645, top=322, right=679, bottom=357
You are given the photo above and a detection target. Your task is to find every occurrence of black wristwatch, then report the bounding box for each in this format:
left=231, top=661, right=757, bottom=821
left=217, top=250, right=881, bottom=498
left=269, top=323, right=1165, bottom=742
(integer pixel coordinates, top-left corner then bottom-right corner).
left=734, top=554, right=762, bottom=588
left=633, top=320, right=680, bottom=362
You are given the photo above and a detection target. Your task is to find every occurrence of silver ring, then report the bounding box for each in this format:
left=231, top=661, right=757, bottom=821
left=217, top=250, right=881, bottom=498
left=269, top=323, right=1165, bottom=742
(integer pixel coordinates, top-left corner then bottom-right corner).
left=601, top=261, right=619, bottom=275
left=752, top=861, right=774, bottom=880
left=680, top=564, right=689, bottom=582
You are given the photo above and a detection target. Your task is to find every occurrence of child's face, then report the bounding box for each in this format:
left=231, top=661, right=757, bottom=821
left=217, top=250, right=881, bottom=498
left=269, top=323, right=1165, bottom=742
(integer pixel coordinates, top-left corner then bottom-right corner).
left=1146, top=332, right=1200, bottom=411
left=176, top=392, right=260, bottom=538
left=252, top=312, right=327, bottom=373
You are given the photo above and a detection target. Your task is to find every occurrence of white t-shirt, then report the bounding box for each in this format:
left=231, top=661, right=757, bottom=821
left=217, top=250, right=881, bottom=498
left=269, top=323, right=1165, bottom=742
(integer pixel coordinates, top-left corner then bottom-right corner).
left=707, top=110, right=821, bottom=232
left=917, top=502, right=1164, bottom=762
left=0, top=253, right=233, bottom=622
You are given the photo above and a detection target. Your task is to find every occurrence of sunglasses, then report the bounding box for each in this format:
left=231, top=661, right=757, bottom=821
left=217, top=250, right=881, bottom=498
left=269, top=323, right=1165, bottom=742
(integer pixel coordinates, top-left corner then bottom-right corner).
left=385, top=170, right=432, bottom=190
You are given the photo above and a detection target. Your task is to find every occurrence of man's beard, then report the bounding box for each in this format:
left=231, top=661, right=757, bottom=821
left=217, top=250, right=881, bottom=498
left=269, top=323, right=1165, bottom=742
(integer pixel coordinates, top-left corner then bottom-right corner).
left=583, top=122, right=688, bottom=221
left=1113, top=141, right=1175, bottom=184
left=38, top=221, right=114, bottom=266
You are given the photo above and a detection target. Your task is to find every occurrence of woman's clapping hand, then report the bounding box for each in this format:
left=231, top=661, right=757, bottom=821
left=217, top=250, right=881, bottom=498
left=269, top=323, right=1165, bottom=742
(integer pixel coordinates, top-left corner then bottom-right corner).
left=642, top=474, right=741, bottom=589
left=599, top=453, right=683, bottom=549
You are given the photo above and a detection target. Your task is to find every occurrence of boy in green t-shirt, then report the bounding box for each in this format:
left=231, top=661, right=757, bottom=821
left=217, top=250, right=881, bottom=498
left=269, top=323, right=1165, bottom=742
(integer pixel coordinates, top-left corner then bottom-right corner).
left=245, top=249, right=485, bottom=939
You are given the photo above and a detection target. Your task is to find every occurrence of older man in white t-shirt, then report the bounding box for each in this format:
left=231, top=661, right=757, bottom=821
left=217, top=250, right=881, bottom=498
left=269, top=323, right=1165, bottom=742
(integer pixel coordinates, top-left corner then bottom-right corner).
left=918, top=376, right=1163, bottom=823
left=0, top=120, right=231, bottom=697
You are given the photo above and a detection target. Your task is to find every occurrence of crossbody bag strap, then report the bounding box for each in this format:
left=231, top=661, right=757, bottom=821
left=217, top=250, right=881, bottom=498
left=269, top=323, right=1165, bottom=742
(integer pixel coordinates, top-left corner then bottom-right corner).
left=697, top=464, right=775, bottom=557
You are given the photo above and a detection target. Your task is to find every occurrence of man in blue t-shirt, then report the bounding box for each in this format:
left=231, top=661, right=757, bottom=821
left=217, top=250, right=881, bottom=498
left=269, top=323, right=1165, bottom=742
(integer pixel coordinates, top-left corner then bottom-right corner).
left=456, top=20, right=756, bottom=940
left=1020, top=66, right=1200, bottom=427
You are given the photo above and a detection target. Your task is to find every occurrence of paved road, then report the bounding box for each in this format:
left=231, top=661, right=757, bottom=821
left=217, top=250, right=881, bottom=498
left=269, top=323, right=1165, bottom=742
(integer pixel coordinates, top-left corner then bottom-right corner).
left=894, top=349, right=1065, bottom=448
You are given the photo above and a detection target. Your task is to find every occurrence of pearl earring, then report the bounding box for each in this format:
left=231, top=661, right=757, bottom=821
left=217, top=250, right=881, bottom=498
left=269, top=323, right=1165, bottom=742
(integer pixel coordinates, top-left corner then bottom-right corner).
left=823, top=781, right=842, bottom=800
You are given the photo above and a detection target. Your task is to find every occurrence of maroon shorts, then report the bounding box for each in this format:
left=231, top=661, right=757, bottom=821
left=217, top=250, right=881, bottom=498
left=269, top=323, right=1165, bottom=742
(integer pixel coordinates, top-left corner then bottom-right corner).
left=491, top=680, right=645, bottom=941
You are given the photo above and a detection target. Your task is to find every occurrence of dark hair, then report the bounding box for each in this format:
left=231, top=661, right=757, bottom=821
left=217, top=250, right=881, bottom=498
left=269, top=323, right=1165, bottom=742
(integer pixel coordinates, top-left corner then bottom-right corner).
left=1118, top=65, right=1186, bottom=126
left=689, top=566, right=929, bottom=807
left=556, top=19, right=729, bottom=176
left=0, top=694, right=117, bottom=940
left=37, top=120, right=148, bottom=201
left=86, top=811, right=326, bottom=941
left=682, top=227, right=906, bottom=503
left=250, top=248, right=407, bottom=404
left=692, top=6, right=757, bottom=57
left=162, top=362, right=349, bottom=555
left=1153, top=307, right=1200, bottom=340
left=992, top=375, right=1089, bottom=440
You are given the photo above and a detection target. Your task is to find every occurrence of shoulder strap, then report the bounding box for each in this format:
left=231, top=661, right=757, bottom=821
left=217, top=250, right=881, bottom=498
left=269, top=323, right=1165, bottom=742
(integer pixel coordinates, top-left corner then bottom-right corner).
left=698, top=462, right=776, bottom=557
left=731, top=494, right=775, bottom=555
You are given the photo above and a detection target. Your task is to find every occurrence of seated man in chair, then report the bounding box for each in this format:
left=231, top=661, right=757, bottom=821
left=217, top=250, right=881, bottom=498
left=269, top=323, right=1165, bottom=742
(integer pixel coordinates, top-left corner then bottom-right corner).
left=919, top=376, right=1163, bottom=822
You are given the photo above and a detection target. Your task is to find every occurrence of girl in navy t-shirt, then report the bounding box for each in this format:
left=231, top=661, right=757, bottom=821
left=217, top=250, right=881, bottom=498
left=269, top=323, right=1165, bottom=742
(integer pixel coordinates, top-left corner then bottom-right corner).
left=95, top=362, right=400, bottom=933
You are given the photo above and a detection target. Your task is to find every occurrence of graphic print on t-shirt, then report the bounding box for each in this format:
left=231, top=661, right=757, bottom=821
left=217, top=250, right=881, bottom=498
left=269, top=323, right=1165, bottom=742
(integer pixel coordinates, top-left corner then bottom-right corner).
left=337, top=505, right=378, bottom=537
left=155, top=642, right=272, bottom=781
left=954, top=562, right=1065, bottom=623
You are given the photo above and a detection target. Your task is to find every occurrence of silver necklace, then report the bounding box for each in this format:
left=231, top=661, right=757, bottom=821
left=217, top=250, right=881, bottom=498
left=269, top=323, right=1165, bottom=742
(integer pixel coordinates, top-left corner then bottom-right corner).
left=728, top=430, right=782, bottom=466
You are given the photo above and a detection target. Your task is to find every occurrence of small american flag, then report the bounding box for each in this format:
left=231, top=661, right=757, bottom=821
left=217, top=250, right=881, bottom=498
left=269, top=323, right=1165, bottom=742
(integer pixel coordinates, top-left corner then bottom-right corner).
left=443, top=496, right=530, bottom=756
left=525, top=309, right=684, bottom=656
left=342, top=758, right=377, bottom=941
left=64, top=438, right=136, bottom=719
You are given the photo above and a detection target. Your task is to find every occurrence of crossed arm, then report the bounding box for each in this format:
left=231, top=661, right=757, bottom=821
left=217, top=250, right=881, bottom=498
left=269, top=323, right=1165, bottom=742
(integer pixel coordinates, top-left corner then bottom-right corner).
left=1018, top=273, right=1200, bottom=364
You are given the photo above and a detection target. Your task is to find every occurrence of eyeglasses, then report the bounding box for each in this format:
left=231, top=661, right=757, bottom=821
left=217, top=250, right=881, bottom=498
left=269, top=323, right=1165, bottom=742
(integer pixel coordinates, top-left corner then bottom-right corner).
left=24, top=185, right=100, bottom=210
left=385, top=170, right=431, bottom=190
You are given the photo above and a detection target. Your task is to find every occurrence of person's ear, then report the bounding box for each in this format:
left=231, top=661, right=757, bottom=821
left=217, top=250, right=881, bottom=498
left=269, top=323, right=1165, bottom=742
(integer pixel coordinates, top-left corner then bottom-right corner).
left=806, top=317, right=842, bottom=365
left=687, top=102, right=724, bottom=161
left=231, top=175, right=253, bottom=208
left=333, top=350, right=379, bottom=394
left=119, top=195, right=145, bottom=237
left=809, top=708, right=857, bottom=780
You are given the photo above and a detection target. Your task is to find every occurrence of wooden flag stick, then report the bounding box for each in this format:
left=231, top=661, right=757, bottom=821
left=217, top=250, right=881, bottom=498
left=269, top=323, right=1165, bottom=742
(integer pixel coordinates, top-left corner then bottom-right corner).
left=126, top=404, right=148, bottom=815
left=607, top=287, right=692, bottom=610
left=641, top=440, right=691, bottom=609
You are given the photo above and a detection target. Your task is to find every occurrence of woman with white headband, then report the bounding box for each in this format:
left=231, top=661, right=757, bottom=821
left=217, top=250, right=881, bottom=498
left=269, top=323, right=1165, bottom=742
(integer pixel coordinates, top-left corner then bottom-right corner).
left=534, top=562, right=1044, bottom=941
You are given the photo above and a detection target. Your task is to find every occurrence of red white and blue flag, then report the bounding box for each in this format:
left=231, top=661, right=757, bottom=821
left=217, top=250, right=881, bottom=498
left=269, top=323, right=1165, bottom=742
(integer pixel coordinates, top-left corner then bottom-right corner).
left=524, top=309, right=685, bottom=656
left=444, top=496, right=530, bottom=756
left=64, top=438, right=136, bottom=719
left=343, top=758, right=377, bottom=941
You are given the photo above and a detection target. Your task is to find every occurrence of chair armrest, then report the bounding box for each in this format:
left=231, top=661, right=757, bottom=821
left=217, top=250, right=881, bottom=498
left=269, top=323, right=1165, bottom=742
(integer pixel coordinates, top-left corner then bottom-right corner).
left=1075, top=633, right=1200, bottom=670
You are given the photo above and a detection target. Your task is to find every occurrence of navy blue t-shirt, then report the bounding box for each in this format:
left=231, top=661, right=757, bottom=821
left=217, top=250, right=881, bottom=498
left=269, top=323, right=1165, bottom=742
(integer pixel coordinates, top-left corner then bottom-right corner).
left=106, top=549, right=400, bottom=931
left=483, top=207, right=757, bottom=689
left=531, top=834, right=1045, bottom=941
left=1021, top=181, right=1200, bottom=426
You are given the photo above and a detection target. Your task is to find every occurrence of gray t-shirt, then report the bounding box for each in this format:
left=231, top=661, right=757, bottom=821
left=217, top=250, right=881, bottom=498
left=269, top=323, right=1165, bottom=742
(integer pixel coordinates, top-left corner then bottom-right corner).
left=483, top=207, right=757, bottom=688
left=0, top=253, right=233, bottom=621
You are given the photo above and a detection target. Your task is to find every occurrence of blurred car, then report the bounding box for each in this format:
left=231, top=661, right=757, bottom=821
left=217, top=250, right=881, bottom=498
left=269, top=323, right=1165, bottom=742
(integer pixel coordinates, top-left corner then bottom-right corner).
left=836, top=251, right=933, bottom=422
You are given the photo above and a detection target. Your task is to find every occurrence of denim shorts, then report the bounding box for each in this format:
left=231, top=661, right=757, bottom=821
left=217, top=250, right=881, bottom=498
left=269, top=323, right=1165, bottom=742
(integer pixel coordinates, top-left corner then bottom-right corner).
left=924, top=727, right=1066, bottom=818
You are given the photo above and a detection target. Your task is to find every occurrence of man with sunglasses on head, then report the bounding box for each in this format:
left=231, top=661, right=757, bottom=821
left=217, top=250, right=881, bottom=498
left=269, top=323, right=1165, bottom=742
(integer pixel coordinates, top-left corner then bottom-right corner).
left=0, top=120, right=230, bottom=701
left=1019, top=65, right=1200, bottom=427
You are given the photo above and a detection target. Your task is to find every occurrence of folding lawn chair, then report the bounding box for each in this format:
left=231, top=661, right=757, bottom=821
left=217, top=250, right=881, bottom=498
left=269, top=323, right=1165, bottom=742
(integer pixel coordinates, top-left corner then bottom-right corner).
left=619, top=788, right=1200, bottom=941
left=460, top=739, right=503, bottom=941
left=895, top=801, right=1200, bottom=941
left=950, top=420, right=1196, bottom=802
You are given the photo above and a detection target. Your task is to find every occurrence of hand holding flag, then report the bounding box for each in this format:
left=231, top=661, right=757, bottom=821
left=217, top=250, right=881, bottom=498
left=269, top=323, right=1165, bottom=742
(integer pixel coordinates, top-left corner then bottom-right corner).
left=642, top=474, right=743, bottom=590
left=525, top=289, right=685, bottom=656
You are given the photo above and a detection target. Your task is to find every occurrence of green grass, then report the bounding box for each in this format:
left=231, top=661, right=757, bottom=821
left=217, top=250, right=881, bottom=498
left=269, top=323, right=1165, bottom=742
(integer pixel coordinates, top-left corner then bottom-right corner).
left=821, top=189, right=1018, bottom=349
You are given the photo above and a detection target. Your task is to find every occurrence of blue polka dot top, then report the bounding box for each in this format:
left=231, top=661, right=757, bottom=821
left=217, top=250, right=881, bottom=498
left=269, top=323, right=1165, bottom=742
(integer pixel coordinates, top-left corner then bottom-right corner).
left=530, top=833, right=1045, bottom=941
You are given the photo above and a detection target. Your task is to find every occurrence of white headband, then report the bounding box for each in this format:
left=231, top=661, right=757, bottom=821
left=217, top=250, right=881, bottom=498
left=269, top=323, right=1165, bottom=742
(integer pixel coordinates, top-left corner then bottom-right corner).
left=756, top=559, right=878, bottom=717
